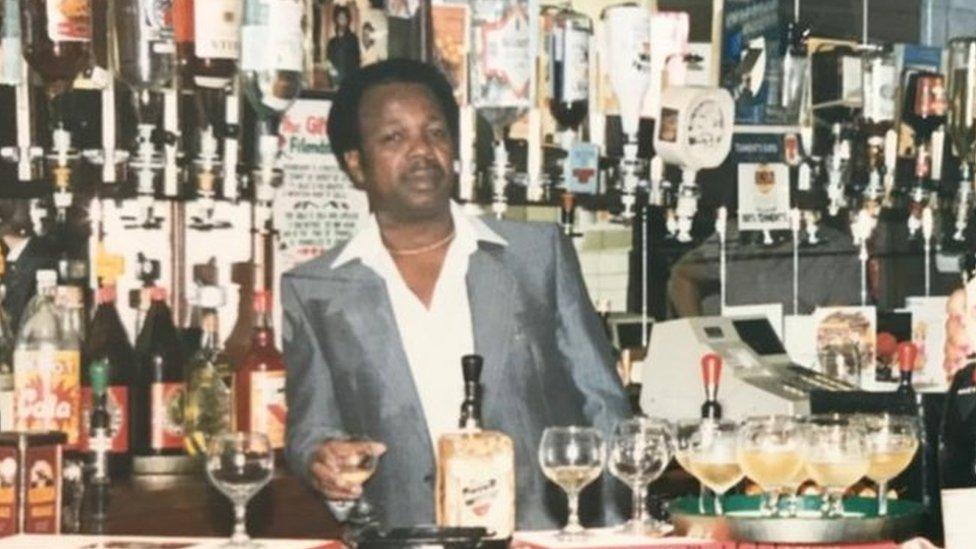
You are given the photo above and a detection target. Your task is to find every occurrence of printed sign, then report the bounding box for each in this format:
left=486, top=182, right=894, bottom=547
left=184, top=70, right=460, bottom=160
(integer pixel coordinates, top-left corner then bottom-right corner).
left=737, top=163, right=790, bottom=231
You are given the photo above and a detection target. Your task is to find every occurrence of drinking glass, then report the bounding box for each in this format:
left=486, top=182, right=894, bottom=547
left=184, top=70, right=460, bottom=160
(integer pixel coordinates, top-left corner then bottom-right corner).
left=607, top=417, right=673, bottom=535
left=674, top=418, right=710, bottom=513
left=861, top=414, right=919, bottom=515
left=205, top=432, right=274, bottom=547
left=737, top=415, right=804, bottom=516
left=802, top=415, right=870, bottom=517
left=687, top=420, right=743, bottom=515
left=539, top=426, right=606, bottom=540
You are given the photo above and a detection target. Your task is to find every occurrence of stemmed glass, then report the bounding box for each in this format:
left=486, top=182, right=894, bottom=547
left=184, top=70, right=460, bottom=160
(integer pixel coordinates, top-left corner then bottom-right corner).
left=861, top=414, right=919, bottom=515
left=737, top=416, right=805, bottom=516
left=674, top=419, right=710, bottom=513
left=686, top=420, right=743, bottom=515
left=338, top=436, right=381, bottom=528
left=539, top=426, right=606, bottom=540
left=205, top=432, right=274, bottom=547
left=607, top=417, right=674, bottom=535
left=802, top=415, right=870, bottom=517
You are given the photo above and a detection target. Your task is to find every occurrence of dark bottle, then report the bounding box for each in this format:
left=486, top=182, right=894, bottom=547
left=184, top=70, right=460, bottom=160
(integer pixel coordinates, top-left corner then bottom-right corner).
left=83, top=360, right=110, bottom=534
left=235, top=290, right=286, bottom=450
left=82, top=285, right=136, bottom=475
left=895, top=342, right=918, bottom=400
left=19, top=0, right=92, bottom=96
left=545, top=5, right=591, bottom=134
left=132, top=287, right=185, bottom=456
left=700, top=353, right=723, bottom=420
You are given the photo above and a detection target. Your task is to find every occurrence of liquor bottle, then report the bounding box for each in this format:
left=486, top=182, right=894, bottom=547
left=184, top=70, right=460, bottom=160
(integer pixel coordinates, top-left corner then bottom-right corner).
left=13, top=272, right=82, bottom=445
left=113, top=0, right=176, bottom=92
left=183, top=286, right=234, bottom=455
left=19, top=0, right=92, bottom=96
left=20, top=269, right=58, bottom=333
left=83, top=359, right=110, bottom=534
left=239, top=0, right=303, bottom=120
left=187, top=0, right=242, bottom=89
left=436, top=355, right=515, bottom=540
left=545, top=5, right=590, bottom=140
left=235, top=290, right=286, bottom=450
left=895, top=342, right=917, bottom=400
left=700, top=353, right=722, bottom=420
left=132, top=287, right=185, bottom=456
left=81, top=285, right=135, bottom=475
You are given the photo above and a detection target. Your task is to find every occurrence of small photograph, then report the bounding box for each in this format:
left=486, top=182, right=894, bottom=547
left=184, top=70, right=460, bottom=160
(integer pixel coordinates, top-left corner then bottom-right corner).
left=312, top=0, right=362, bottom=91
left=814, top=306, right=877, bottom=387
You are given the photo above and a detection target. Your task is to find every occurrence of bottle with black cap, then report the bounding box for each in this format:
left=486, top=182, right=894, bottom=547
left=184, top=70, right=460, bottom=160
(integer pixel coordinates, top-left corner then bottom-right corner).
left=84, top=360, right=110, bottom=534
left=435, top=354, right=515, bottom=541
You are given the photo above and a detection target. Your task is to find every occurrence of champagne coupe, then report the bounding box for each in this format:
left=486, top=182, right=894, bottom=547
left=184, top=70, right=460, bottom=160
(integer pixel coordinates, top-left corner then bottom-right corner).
left=608, top=417, right=674, bottom=535
left=802, top=415, right=870, bottom=518
left=687, top=420, right=743, bottom=515
left=539, top=426, right=606, bottom=540
left=674, top=418, right=710, bottom=513
left=205, top=432, right=274, bottom=547
left=861, top=414, right=919, bottom=516
left=339, top=435, right=382, bottom=527
left=737, top=416, right=804, bottom=516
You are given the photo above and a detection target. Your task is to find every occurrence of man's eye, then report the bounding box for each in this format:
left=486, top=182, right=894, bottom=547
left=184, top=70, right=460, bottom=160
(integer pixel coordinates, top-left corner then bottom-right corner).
left=429, top=127, right=447, bottom=139
left=381, top=131, right=403, bottom=143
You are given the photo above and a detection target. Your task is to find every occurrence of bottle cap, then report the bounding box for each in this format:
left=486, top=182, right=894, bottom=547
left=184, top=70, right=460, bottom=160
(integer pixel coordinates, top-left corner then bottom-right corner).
left=150, top=286, right=167, bottom=302
left=897, top=342, right=918, bottom=373
left=461, top=355, right=483, bottom=384
left=90, top=360, right=109, bottom=394
left=97, top=285, right=117, bottom=304
left=701, top=353, right=723, bottom=386
left=253, top=290, right=272, bottom=314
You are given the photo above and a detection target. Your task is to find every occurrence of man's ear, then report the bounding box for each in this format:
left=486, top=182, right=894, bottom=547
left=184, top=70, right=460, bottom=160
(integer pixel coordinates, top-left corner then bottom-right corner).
left=343, top=150, right=366, bottom=190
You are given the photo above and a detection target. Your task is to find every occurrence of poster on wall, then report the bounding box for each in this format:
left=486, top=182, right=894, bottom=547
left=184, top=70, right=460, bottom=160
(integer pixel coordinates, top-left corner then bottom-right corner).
left=737, top=162, right=790, bottom=231
left=813, top=306, right=877, bottom=388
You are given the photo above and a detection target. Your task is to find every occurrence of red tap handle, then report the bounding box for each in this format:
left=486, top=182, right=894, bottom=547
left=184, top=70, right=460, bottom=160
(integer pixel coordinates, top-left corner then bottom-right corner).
left=701, top=353, right=723, bottom=387
left=897, top=342, right=918, bottom=373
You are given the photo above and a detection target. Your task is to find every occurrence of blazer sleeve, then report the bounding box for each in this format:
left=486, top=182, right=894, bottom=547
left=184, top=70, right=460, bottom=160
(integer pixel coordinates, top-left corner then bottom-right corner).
left=281, top=275, right=348, bottom=488
left=551, top=225, right=632, bottom=522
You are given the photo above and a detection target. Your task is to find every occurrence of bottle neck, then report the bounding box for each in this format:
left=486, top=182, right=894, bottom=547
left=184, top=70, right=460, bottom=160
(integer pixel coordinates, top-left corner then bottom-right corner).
left=200, top=309, right=221, bottom=352
left=252, top=326, right=275, bottom=348
left=459, top=381, right=481, bottom=430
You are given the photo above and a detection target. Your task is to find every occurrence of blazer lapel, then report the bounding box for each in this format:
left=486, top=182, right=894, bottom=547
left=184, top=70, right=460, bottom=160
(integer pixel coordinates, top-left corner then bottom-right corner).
left=466, top=245, right=519, bottom=390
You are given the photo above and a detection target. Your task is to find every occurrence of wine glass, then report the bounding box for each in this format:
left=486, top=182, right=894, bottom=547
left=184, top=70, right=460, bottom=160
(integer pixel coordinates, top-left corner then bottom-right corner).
left=539, top=426, right=606, bottom=540
left=205, top=432, right=274, bottom=547
left=802, top=415, right=870, bottom=517
left=737, top=416, right=804, bottom=516
left=861, top=414, right=919, bottom=516
left=687, top=420, right=743, bottom=515
left=607, top=417, right=673, bottom=535
left=337, top=435, right=382, bottom=529
left=674, top=418, right=710, bottom=513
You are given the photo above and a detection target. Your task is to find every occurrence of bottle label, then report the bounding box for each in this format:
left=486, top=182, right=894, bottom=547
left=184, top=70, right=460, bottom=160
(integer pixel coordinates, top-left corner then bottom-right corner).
left=14, top=349, right=81, bottom=446
left=78, top=386, right=129, bottom=453
left=194, top=0, right=242, bottom=59
left=139, top=0, right=174, bottom=42
left=151, top=382, right=184, bottom=450
left=471, top=1, right=532, bottom=109
left=249, top=370, right=287, bottom=449
left=0, top=447, right=17, bottom=536
left=24, top=445, right=59, bottom=533
left=172, top=0, right=192, bottom=44
left=240, top=0, right=303, bottom=72
left=549, top=24, right=588, bottom=104
left=441, top=445, right=515, bottom=538
left=46, top=0, right=91, bottom=42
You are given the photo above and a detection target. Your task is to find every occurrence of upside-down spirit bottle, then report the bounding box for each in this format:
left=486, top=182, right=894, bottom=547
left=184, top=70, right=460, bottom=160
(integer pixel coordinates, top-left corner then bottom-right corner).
left=545, top=4, right=590, bottom=140
left=113, top=0, right=176, bottom=92
left=436, top=355, right=515, bottom=540
left=19, top=0, right=91, bottom=96
left=238, top=0, right=303, bottom=120
left=235, top=290, right=286, bottom=450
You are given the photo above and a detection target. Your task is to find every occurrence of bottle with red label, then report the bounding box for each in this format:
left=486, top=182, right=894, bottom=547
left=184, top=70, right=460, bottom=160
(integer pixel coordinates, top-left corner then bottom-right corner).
left=82, top=285, right=135, bottom=475
left=19, top=0, right=92, bottom=97
left=236, top=290, right=286, bottom=450
left=132, top=287, right=185, bottom=456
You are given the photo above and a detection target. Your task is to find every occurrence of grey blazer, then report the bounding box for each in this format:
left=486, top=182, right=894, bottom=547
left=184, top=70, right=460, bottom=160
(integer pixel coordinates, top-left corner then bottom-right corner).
left=282, top=217, right=631, bottom=530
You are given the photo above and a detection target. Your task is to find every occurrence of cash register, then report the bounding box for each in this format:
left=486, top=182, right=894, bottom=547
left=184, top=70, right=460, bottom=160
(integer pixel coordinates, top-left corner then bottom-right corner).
left=640, top=315, right=855, bottom=419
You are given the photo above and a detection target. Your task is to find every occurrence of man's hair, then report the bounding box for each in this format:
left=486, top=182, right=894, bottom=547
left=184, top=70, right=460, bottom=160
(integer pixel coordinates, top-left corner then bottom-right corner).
left=0, top=199, right=33, bottom=237
left=333, top=4, right=351, bottom=25
left=327, top=58, right=459, bottom=171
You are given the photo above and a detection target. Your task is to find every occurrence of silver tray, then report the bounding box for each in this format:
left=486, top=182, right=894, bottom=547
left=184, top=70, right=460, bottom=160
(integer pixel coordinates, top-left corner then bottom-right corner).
left=669, top=495, right=926, bottom=543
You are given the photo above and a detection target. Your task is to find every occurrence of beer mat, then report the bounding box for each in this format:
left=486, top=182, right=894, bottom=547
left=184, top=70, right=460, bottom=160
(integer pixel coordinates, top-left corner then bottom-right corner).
left=512, top=529, right=726, bottom=548
left=0, top=535, right=343, bottom=548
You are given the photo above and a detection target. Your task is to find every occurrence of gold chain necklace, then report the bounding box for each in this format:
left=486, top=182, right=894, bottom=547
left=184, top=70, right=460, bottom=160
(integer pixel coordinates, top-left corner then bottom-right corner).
left=385, top=230, right=455, bottom=256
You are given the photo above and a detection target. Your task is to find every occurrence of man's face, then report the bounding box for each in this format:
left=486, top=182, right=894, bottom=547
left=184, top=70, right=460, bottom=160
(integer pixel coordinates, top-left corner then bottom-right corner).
left=343, top=82, right=455, bottom=222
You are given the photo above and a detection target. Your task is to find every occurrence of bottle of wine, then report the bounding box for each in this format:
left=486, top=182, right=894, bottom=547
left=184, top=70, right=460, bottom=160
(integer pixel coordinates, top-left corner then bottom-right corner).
left=238, top=0, right=303, bottom=120
left=895, top=342, right=917, bottom=400
left=700, top=353, right=723, bottom=420
left=19, top=0, right=92, bottom=96
left=82, top=284, right=135, bottom=475
left=132, top=287, right=185, bottom=456
left=235, top=290, right=286, bottom=450
left=183, top=286, right=234, bottom=455
left=14, top=272, right=81, bottom=445
left=436, top=355, right=515, bottom=540
left=83, top=359, right=110, bottom=534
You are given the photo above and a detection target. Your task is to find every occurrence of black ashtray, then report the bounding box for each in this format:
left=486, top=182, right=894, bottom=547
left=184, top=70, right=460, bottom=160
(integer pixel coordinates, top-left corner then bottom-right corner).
left=355, top=525, right=509, bottom=548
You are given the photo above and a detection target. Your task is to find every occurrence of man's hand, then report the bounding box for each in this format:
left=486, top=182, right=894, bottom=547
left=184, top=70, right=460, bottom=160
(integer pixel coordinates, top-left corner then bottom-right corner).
left=309, top=439, right=387, bottom=500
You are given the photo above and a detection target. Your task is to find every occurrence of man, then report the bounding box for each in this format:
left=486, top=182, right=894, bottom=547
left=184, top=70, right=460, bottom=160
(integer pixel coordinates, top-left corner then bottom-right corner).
left=282, top=59, right=630, bottom=530
left=326, top=4, right=361, bottom=89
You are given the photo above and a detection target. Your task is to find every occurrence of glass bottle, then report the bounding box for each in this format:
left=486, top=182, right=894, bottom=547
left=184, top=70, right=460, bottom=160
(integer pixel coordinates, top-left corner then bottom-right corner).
left=183, top=287, right=234, bottom=454
left=545, top=4, right=590, bottom=141
left=19, top=0, right=92, bottom=96
left=235, top=290, right=285, bottom=450
left=132, top=287, right=185, bottom=456
left=238, top=0, right=303, bottom=120
left=82, top=285, right=135, bottom=475
left=83, top=359, right=110, bottom=534
left=20, top=269, right=58, bottom=335
left=113, top=0, right=176, bottom=93
left=187, top=0, right=242, bottom=89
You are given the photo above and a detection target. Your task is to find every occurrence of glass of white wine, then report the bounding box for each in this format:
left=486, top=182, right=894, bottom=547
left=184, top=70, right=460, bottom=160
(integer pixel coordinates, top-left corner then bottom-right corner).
left=205, top=432, right=274, bottom=547
left=861, top=414, right=919, bottom=516
left=539, top=426, right=606, bottom=540
left=802, top=415, right=870, bottom=518
left=607, top=417, right=673, bottom=535
left=674, top=418, right=710, bottom=513
left=337, top=435, right=382, bottom=528
left=687, top=420, right=743, bottom=515
left=737, top=415, right=805, bottom=516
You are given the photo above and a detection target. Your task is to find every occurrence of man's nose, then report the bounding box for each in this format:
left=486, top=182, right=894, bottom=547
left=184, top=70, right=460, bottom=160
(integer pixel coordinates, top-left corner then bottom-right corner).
left=407, top=132, right=437, bottom=159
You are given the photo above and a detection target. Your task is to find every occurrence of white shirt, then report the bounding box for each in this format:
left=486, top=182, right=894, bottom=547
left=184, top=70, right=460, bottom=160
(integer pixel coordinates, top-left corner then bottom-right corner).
left=333, top=201, right=507, bottom=446
left=5, top=237, right=28, bottom=263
